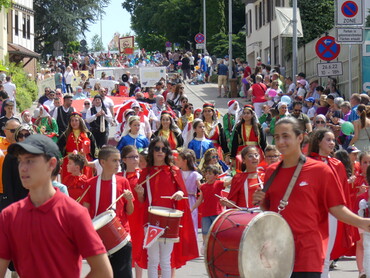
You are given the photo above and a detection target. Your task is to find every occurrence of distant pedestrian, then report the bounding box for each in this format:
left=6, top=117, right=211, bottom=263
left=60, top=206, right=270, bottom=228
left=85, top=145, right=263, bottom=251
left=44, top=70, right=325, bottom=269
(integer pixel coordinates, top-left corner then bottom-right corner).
left=217, top=60, right=228, bottom=98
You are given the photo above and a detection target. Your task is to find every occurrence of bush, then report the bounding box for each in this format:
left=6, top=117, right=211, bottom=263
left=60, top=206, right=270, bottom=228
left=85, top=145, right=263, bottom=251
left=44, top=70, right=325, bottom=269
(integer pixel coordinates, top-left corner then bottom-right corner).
left=1, top=61, right=38, bottom=111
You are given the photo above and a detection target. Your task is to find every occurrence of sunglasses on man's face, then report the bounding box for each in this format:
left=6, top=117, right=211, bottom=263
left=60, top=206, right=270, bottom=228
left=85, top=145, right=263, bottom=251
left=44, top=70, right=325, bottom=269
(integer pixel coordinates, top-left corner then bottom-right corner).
left=6, top=128, right=16, bottom=133
left=316, top=121, right=325, bottom=124
left=18, top=132, right=30, bottom=139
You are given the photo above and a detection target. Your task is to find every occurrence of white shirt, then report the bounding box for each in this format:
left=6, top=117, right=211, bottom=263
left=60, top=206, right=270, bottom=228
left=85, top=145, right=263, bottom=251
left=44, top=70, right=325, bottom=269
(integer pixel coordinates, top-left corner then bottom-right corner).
left=64, top=71, right=74, bottom=84
left=103, top=96, right=114, bottom=112
left=85, top=106, right=113, bottom=124
left=52, top=105, right=76, bottom=120
left=43, top=99, right=55, bottom=111
left=3, top=82, right=16, bottom=100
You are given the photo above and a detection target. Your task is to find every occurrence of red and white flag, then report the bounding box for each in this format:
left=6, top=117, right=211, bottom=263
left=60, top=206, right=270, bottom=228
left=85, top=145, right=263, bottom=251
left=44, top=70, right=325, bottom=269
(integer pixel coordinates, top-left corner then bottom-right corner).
left=143, top=225, right=166, bottom=249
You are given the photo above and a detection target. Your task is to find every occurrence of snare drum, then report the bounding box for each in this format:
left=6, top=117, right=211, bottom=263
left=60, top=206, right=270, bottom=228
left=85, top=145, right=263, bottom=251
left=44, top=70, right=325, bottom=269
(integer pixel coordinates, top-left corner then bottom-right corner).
left=205, top=209, right=294, bottom=278
left=92, top=210, right=130, bottom=255
left=148, top=206, right=184, bottom=242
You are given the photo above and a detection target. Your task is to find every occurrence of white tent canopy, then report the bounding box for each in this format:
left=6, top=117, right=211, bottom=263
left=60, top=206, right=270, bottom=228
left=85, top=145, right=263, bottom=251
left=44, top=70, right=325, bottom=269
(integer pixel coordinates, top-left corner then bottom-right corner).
left=275, top=7, right=304, bottom=38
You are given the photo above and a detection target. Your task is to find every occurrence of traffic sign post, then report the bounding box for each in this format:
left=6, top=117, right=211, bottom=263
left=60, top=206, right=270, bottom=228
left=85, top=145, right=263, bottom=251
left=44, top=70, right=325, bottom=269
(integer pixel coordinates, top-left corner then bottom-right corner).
left=317, top=62, right=343, bottom=77
left=194, top=33, right=205, bottom=44
left=336, top=0, right=363, bottom=26
left=196, top=43, right=205, bottom=50
left=315, top=36, right=341, bottom=61
left=336, top=27, right=364, bottom=44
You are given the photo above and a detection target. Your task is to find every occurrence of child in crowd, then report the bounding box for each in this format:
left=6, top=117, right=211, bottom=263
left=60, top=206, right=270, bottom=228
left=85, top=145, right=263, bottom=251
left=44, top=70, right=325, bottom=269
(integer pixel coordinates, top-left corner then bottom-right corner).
left=83, top=146, right=134, bottom=278
left=304, top=97, right=316, bottom=122
left=191, top=165, right=231, bottom=250
left=222, top=146, right=265, bottom=208
left=259, top=145, right=281, bottom=172
left=64, top=153, right=88, bottom=201
left=51, top=158, right=69, bottom=196
left=177, top=149, right=202, bottom=236
left=139, top=149, right=148, bottom=169
left=117, top=116, right=149, bottom=152
left=187, top=119, right=214, bottom=163
left=120, top=145, right=144, bottom=278
left=198, top=148, right=229, bottom=179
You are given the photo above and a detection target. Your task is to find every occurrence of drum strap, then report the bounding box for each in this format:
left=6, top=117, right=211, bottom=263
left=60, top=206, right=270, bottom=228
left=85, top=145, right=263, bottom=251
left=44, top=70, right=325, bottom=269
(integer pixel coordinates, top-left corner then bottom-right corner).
left=95, top=175, right=117, bottom=217
left=146, top=176, right=153, bottom=206
left=262, top=155, right=306, bottom=213
left=244, top=173, right=263, bottom=207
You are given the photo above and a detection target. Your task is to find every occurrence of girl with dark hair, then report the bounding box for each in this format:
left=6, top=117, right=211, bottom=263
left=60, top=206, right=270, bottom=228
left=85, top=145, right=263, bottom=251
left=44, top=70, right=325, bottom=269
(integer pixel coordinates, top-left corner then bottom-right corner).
left=137, top=137, right=198, bottom=278
left=152, top=111, right=183, bottom=150
left=187, top=119, right=214, bottom=163
left=253, top=117, right=370, bottom=278
left=349, top=104, right=370, bottom=151
left=308, top=128, right=355, bottom=277
left=85, top=94, right=113, bottom=148
left=176, top=149, right=202, bottom=236
left=231, top=104, right=266, bottom=170
left=120, top=145, right=145, bottom=278
left=57, top=112, right=97, bottom=183
left=177, top=102, right=194, bottom=131
left=222, top=146, right=265, bottom=208
left=201, top=103, right=229, bottom=160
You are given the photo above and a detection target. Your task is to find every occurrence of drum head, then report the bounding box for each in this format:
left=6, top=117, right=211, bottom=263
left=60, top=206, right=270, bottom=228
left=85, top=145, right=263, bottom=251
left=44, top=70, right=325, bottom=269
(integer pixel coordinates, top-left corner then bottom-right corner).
left=92, top=210, right=116, bottom=230
left=239, top=212, right=294, bottom=278
left=148, top=206, right=184, bottom=217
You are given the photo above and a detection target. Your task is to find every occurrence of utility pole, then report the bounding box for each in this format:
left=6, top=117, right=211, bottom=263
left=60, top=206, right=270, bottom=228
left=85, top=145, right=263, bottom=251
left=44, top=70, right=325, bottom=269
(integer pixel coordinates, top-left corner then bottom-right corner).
left=228, top=0, right=233, bottom=80
left=292, top=0, right=298, bottom=82
left=203, top=0, right=207, bottom=53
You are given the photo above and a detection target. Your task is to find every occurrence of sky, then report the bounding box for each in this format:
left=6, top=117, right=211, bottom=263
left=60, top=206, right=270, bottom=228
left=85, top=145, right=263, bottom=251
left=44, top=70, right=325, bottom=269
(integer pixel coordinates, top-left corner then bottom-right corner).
left=83, top=1, right=133, bottom=49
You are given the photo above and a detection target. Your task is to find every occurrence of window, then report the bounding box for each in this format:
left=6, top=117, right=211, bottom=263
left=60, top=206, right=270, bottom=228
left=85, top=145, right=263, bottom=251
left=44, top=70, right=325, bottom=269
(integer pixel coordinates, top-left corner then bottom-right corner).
left=274, top=37, right=279, bottom=65
left=259, top=2, right=262, bottom=28
left=255, top=6, right=258, bottom=30
left=22, top=15, right=26, bottom=38
left=267, top=0, right=272, bottom=23
left=276, top=0, right=281, bottom=7
left=249, top=10, right=252, bottom=35
left=27, top=15, right=30, bottom=39
left=14, top=11, right=18, bottom=36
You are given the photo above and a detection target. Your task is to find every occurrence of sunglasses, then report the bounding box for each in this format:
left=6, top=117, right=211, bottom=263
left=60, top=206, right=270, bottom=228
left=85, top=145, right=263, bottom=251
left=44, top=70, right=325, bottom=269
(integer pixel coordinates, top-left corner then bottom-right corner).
left=18, top=133, right=31, bottom=139
left=316, top=121, right=325, bottom=124
left=294, top=109, right=302, bottom=112
left=125, top=155, right=139, bottom=160
left=84, top=103, right=90, bottom=105
left=6, top=128, right=16, bottom=133
left=211, top=155, right=218, bottom=159
left=154, top=146, right=169, bottom=153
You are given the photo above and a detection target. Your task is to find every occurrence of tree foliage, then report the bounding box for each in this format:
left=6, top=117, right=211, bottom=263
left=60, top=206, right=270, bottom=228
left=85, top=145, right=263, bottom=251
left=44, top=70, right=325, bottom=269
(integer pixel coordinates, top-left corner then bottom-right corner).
left=207, top=31, right=246, bottom=59
left=90, top=34, right=105, bottom=52
left=122, top=0, right=245, bottom=55
left=297, top=0, right=334, bottom=45
left=0, top=0, right=11, bottom=10
left=34, top=0, right=110, bottom=57
left=366, top=9, right=370, bottom=27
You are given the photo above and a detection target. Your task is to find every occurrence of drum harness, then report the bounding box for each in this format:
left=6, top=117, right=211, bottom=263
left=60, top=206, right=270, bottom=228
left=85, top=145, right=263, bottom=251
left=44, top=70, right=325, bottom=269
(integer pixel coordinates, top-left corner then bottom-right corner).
left=262, top=154, right=306, bottom=214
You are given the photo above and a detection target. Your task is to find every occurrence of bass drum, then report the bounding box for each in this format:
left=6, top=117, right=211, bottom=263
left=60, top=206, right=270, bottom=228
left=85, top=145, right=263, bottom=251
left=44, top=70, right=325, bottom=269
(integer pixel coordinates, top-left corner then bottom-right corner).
left=205, top=209, right=294, bottom=278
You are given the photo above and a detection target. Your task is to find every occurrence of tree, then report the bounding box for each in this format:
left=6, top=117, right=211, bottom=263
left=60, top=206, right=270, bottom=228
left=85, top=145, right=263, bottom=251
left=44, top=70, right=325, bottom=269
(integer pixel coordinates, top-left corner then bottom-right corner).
left=0, top=0, right=11, bottom=10
left=297, top=0, right=334, bottom=45
left=33, top=0, right=110, bottom=57
left=207, top=32, right=246, bottom=59
left=366, top=9, right=370, bottom=27
left=90, top=34, right=105, bottom=52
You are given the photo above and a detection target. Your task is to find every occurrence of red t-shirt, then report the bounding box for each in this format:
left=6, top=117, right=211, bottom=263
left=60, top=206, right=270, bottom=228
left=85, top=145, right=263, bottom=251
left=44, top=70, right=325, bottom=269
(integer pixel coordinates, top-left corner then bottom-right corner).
left=251, top=83, right=267, bottom=103
left=263, top=158, right=345, bottom=272
left=0, top=189, right=106, bottom=278
left=243, top=66, right=251, bottom=78
left=83, top=175, right=132, bottom=233
left=228, top=172, right=264, bottom=207
left=63, top=174, right=88, bottom=201
left=200, top=180, right=225, bottom=217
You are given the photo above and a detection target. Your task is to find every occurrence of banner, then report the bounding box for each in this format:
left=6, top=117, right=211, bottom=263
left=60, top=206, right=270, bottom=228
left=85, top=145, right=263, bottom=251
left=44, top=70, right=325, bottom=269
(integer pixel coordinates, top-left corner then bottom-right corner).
left=143, top=225, right=166, bottom=249
left=119, top=36, right=134, bottom=54
left=363, top=29, right=370, bottom=94
left=37, top=77, right=56, bottom=97
left=139, top=67, right=166, bottom=87
left=71, top=77, right=82, bottom=89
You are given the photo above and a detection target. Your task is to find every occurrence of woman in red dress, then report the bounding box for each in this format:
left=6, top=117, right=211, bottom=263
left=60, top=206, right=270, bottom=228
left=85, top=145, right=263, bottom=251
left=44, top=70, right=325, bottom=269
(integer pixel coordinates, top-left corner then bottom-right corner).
left=137, top=137, right=198, bottom=278
left=201, top=103, right=229, bottom=160
left=57, top=112, right=98, bottom=183
left=152, top=111, right=183, bottom=150
left=231, top=104, right=266, bottom=171
left=308, top=128, right=356, bottom=277
left=223, top=146, right=265, bottom=208
left=121, top=145, right=144, bottom=278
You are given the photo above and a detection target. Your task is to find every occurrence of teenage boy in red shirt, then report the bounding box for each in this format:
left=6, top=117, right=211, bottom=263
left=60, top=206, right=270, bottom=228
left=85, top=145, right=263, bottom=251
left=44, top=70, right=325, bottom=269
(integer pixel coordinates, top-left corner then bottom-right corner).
left=0, top=134, right=112, bottom=278
left=83, top=146, right=134, bottom=278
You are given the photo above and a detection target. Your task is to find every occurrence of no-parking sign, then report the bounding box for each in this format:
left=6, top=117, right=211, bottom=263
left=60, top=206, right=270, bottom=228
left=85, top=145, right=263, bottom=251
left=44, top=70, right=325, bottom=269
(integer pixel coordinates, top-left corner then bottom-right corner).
left=336, top=0, right=363, bottom=25
left=315, top=36, right=341, bottom=61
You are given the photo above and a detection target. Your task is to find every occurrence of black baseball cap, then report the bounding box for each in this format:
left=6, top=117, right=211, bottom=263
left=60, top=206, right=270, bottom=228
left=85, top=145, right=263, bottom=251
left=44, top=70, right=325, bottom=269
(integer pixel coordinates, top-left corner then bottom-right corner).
left=8, top=134, right=60, bottom=158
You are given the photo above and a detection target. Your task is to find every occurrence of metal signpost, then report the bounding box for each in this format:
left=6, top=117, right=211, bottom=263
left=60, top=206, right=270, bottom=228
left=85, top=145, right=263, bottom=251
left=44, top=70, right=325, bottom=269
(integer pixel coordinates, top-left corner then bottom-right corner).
left=315, top=36, right=343, bottom=78
left=195, top=33, right=205, bottom=51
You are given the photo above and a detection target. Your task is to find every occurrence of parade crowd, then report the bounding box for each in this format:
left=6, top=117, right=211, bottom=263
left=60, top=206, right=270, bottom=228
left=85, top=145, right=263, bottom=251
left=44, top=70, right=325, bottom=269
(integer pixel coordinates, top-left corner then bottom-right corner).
left=0, top=50, right=370, bottom=278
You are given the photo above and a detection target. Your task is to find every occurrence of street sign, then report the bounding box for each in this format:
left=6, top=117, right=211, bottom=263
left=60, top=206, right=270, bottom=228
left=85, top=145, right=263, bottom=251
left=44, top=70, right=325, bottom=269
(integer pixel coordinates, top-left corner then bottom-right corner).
left=317, top=62, right=343, bottom=77
left=53, top=50, right=64, bottom=57
left=166, top=47, right=172, bottom=51
left=336, top=0, right=363, bottom=26
left=53, top=40, right=63, bottom=51
left=196, top=43, right=205, bottom=49
left=315, top=36, right=341, bottom=61
left=165, top=41, right=172, bottom=47
left=336, top=27, right=363, bottom=44
left=194, top=33, right=205, bottom=44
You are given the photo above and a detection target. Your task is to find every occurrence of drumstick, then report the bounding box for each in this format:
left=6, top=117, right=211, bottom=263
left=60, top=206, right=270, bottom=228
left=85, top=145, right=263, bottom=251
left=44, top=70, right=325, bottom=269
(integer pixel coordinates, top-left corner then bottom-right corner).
left=214, top=194, right=244, bottom=210
left=356, top=185, right=370, bottom=189
left=160, top=196, right=189, bottom=199
left=249, top=182, right=263, bottom=188
left=76, top=186, right=91, bottom=203
left=106, top=169, right=162, bottom=211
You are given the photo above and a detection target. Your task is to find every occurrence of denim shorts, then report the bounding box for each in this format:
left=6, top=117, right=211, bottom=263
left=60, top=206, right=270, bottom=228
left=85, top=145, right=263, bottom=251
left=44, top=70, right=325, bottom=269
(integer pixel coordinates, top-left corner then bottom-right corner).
left=202, top=215, right=218, bottom=235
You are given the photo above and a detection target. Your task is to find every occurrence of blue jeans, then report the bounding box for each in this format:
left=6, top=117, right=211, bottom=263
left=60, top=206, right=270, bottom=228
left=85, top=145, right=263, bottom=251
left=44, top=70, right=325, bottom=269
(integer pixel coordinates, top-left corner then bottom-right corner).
left=202, top=215, right=218, bottom=235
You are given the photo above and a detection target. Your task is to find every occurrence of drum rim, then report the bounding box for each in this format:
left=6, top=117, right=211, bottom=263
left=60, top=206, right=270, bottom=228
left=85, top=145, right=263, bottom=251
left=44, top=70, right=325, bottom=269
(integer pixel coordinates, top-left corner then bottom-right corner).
left=204, top=209, right=238, bottom=278
left=148, top=206, right=184, bottom=217
left=237, top=211, right=295, bottom=277
left=92, top=210, right=117, bottom=230
left=107, top=234, right=131, bottom=255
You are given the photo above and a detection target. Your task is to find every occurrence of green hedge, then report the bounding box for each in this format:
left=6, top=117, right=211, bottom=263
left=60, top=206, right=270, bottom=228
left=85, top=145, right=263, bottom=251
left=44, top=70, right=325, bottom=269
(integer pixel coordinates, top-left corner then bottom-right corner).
left=1, top=61, right=38, bottom=112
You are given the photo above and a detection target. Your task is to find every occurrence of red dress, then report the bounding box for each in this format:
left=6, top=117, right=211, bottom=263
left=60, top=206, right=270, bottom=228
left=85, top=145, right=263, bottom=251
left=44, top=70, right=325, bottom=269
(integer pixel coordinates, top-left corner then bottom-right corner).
left=122, top=169, right=146, bottom=268
left=204, top=122, right=228, bottom=160
left=63, top=174, right=88, bottom=201
left=60, top=132, right=94, bottom=184
left=137, top=165, right=199, bottom=269
left=227, top=171, right=265, bottom=207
